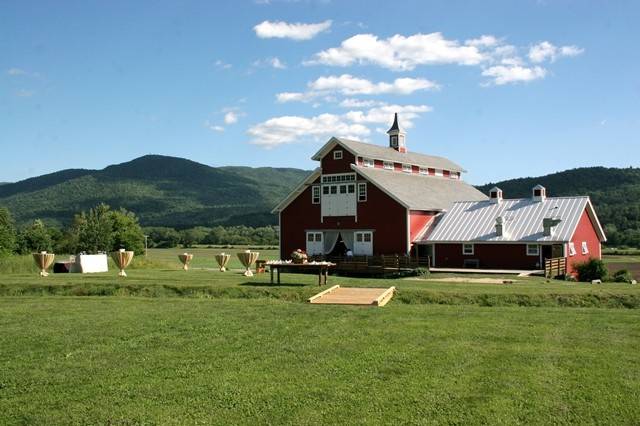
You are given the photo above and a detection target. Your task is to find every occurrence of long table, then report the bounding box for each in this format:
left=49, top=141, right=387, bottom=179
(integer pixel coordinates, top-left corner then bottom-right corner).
left=268, top=262, right=336, bottom=286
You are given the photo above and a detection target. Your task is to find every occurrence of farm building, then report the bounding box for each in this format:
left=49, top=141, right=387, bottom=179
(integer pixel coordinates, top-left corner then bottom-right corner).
left=272, top=113, right=487, bottom=259
left=417, top=186, right=607, bottom=274
left=273, top=113, right=607, bottom=274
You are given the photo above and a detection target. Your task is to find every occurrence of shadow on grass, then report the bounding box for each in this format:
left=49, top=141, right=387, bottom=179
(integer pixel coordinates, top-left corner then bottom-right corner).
left=239, top=281, right=307, bottom=287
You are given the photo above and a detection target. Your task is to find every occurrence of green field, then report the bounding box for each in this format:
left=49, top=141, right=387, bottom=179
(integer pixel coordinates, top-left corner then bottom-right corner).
left=1, top=248, right=639, bottom=424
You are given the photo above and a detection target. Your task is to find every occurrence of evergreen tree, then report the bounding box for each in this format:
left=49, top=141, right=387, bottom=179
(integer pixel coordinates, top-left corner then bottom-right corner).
left=0, top=207, right=16, bottom=255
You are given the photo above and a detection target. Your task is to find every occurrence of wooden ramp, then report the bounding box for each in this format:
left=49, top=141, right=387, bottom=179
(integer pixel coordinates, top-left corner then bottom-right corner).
left=308, top=285, right=395, bottom=307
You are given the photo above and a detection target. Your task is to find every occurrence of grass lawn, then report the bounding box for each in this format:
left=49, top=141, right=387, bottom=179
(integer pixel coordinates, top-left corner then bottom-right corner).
left=1, top=297, right=639, bottom=425
left=1, top=249, right=639, bottom=424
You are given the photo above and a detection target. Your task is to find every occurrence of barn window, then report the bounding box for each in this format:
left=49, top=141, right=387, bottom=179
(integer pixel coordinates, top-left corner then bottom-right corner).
left=323, top=186, right=329, bottom=195
left=363, top=158, right=374, bottom=168
left=339, top=185, right=347, bottom=194
left=312, top=186, right=320, bottom=204
left=357, top=183, right=367, bottom=202
left=462, top=244, right=474, bottom=255
left=383, top=161, right=393, bottom=170
left=581, top=241, right=589, bottom=254
left=402, top=164, right=412, bottom=173
left=419, top=167, right=428, bottom=175
left=526, top=244, right=540, bottom=256
left=330, top=186, right=337, bottom=194
left=333, top=150, right=343, bottom=160
left=568, top=242, right=576, bottom=256
left=347, top=184, right=355, bottom=193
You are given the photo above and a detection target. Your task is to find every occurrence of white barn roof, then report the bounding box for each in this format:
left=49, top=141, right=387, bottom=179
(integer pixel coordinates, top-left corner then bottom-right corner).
left=312, top=137, right=466, bottom=173
left=422, top=196, right=606, bottom=243
left=353, top=165, right=487, bottom=211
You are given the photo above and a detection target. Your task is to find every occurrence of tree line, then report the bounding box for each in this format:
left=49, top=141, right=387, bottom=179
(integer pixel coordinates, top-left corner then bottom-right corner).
left=0, top=204, right=279, bottom=257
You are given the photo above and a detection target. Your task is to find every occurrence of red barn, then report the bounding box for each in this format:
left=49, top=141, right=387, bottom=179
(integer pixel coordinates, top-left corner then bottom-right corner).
left=418, top=185, right=607, bottom=274
left=272, top=114, right=487, bottom=259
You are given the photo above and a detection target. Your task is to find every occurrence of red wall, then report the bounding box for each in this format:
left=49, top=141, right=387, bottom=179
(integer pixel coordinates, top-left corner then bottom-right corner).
left=434, top=243, right=542, bottom=269
left=280, top=181, right=408, bottom=258
left=409, top=211, right=435, bottom=242
left=321, top=146, right=356, bottom=174
left=567, top=209, right=602, bottom=274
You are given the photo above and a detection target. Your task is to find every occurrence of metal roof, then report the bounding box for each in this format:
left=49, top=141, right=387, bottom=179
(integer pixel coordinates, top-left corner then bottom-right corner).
left=353, top=165, right=487, bottom=211
left=422, top=196, right=606, bottom=243
left=311, top=137, right=466, bottom=173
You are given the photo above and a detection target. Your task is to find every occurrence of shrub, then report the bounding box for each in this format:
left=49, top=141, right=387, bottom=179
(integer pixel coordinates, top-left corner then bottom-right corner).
left=574, top=258, right=609, bottom=282
left=613, top=269, right=634, bottom=283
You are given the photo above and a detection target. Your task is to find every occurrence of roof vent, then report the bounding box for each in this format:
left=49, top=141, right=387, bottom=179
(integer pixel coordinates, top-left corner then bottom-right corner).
left=543, top=217, right=562, bottom=236
left=532, top=184, right=546, bottom=202
left=489, top=187, right=503, bottom=204
left=495, top=216, right=505, bottom=237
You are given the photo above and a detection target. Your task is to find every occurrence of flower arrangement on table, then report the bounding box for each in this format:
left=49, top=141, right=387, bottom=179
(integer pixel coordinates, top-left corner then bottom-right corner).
left=290, top=249, right=308, bottom=264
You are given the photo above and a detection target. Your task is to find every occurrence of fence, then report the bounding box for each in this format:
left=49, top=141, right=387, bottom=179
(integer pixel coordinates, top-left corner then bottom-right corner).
left=544, top=257, right=567, bottom=279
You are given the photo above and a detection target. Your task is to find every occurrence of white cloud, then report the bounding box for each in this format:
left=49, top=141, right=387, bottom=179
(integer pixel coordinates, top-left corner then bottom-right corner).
left=338, top=98, right=384, bottom=108
left=214, top=59, right=232, bottom=69
left=15, top=89, right=35, bottom=97
left=465, top=35, right=499, bottom=47
left=254, top=20, right=332, bottom=41
left=344, top=104, right=431, bottom=128
left=7, top=68, right=27, bottom=76
left=528, top=41, right=584, bottom=63
left=248, top=113, right=370, bottom=147
left=270, top=57, right=287, bottom=69
left=248, top=103, right=432, bottom=147
left=482, top=65, right=547, bottom=85
left=224, top=111, right=239, bottom=124
left=276, top=74, right=438, bottom=103
left=204, top=120, right=225, bottom=132
left=306, top=32, right=486, bottom=70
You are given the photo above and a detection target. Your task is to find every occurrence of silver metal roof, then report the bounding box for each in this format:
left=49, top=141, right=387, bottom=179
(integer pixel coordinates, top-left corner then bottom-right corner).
left=353, top=165, right=487, bottom=211
left=423, top=196, right=605, bottom=243
left=312, top=137, right=466, bottom=173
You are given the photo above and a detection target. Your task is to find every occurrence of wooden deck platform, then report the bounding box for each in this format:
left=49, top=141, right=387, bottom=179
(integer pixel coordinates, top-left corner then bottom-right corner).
left=430, top=267, right=544, bottom=276
left=308, top=285, right=396, bottom=307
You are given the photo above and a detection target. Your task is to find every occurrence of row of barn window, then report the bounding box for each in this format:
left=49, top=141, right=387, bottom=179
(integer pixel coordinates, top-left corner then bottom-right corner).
left=311, top=182, right=367, bottom=204
left=354, top=155, right=460, bottom=179
left=461, top=242, right=589, bottom=256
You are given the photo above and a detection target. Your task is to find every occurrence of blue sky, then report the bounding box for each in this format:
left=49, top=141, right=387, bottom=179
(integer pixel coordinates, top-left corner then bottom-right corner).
left=2, top=0, right=639, bottom=185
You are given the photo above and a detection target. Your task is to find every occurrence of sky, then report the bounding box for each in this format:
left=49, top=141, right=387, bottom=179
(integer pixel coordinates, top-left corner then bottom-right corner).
left=1, top=0, right=639, bottom=185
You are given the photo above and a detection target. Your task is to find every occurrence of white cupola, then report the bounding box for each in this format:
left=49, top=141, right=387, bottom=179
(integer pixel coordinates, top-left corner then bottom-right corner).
left=532, top=184, right=546, bottom=202
left=387, top=113, right=406, bottom=153
left=489, top=186, right=503, bottom=204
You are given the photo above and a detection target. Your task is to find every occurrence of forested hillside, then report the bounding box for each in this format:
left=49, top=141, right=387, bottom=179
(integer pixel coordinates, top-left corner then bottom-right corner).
left=477, top=167, right=640, bottom=247
left=0, top=155, right=309, bottom=228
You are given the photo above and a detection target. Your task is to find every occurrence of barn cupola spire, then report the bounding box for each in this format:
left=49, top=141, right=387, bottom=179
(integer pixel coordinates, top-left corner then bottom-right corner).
left=387, top=113, right=407, bottom=153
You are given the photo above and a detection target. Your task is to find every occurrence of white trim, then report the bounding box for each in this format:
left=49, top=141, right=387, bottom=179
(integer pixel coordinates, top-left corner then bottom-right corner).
left=333, top=150, right=343, bottom=160
left=311, top=185, right=320, bottom=204
left=357, top=182, right=367, bottom=202
left=568, top=241, right=576, bottom=256
left=363, top=157, right=374, bottom=168
left=526, top=244, right=540, bottom=256
left=383, top=161, right=394, bottom=170
left=462, top=243, right=474, bottom=255
left=419, top=167, right=428, bottom=175
left=581, top=241, right=589, bottom=255
left=406, top=208, right=410, bottom=255
left=402, top=164, right=412, bottom=173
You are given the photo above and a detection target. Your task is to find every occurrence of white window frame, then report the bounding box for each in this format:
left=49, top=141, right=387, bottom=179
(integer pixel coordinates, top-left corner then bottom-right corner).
left=419, top=167, right=428, bottom=175
left=402, top=164, right=412, bottom=173
left=435, top=169, right=443, bottom=177
left=568, top=242, right=576, bottom=256
left=311, top=185, right=320, bottom=204
left=581, top=241, right=589, bottom=255
left=333, top=150, right=343, bottom=160
left=383, top=161, right=393, bottom=170
left=357, top=182, right=367, bottom=202
left=526, top=244, right=540, bottom=256
left=363, top=158, right=374, bottom=168
left=462, top=243, right=474, bottom=255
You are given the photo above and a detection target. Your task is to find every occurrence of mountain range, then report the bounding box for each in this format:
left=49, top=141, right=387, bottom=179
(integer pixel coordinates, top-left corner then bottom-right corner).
left=0, top=155, right=309, bottom=228
left=0, top=156, right=638, bottom=246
